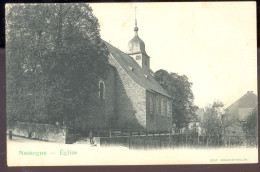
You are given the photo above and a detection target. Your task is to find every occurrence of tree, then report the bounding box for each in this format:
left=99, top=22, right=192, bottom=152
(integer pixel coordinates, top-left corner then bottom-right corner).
left=6, top=4, right=109, bottom=126
left=243, top=108, right=258, bottom=137
left=200, top=101, right=225, bottom=145
left=154, top=69, right=198, bottom=128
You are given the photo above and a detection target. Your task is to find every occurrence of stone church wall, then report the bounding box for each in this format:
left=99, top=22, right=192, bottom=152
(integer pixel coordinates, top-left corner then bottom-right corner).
left=74, top=65, right=116, bottom=133
left=103, top=65, right=117, bottom=127
left=109, top=55, right=147, bottom=129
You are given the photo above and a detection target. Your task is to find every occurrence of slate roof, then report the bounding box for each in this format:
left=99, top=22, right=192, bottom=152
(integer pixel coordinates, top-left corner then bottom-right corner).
left=127, top=34, right=147, bottom=55
left=104, top=41, right=171, bottom=98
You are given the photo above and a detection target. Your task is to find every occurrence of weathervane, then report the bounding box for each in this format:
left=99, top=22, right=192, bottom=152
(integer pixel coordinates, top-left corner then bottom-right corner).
left=134, top=7, right=139, bottom=34
left=135, top=7, right=137, bottom=27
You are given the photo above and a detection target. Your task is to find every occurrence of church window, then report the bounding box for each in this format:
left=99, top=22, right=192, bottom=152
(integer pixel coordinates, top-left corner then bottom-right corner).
left=136, top=55, right=141, bottom=60
left=156, top=97, right=160, bottom=116
left=149, top=96, right=154, bottom=119
left=167, top=101, right=171, bottom=117
left=164, top=99, right=167, bottom=116
left=99, top=81, right=105, bottom=101
left=128, top=66, right=134, bottom=71
left=161, top=99, right=164, bottom=116
left=144, top=58, right=148, bottom=65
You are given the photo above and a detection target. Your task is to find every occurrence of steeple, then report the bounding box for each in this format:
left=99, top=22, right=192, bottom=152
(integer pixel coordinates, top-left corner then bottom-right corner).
left=134, top=7, right=138, bottom=35
left=127, top=7, right=150, bottom=73
left=127, top=7, right=146, bottom=55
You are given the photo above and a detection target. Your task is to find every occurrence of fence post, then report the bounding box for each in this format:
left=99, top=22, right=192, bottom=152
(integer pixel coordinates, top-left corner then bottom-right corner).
left=181, top=135, right=183, bottom=147
left=169, top=130, right=172, bottom=148
left=159, top=132, right=161, bottom=148
left=8, top=130, right=13, bottom=140
left=128, top=136, right=131, bottom=149
left=129, top=129, right=132, bottom=149
left=65, top=127, right=68, bottom=144
left=197, top=134, right=199, bottom=146
left=217, top=134, right=219, bottom=147
left=109, top=129, right=112, bottom=138
left=185, top=134, right=188, bottom=148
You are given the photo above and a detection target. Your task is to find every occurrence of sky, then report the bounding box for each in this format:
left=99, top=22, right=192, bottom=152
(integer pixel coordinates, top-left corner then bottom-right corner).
left=90, top=2, right=257, bottom=108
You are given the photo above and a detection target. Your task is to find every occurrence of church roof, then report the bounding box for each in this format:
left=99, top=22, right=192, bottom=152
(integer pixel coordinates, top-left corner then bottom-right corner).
left=127, top=34, right=147, bottom=55
left=104, top=41, right=171, bottom=98
left=127, top=15, right=147, bottom=55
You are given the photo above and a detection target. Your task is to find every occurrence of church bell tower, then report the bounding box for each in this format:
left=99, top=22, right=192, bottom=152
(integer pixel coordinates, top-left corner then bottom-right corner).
left=127, top=7, right=150, bottom=73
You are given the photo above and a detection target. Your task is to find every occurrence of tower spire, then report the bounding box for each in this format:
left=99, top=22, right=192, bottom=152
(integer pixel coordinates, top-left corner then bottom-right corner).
left=134, top=7, right=138, bottom=35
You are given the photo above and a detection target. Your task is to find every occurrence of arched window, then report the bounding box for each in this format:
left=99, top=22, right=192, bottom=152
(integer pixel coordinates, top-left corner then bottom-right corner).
left=99, top=81, right=105, bottom=101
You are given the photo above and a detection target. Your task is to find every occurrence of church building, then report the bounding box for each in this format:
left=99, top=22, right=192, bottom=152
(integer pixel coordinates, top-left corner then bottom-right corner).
left=75, top=19, right=173, bottom=132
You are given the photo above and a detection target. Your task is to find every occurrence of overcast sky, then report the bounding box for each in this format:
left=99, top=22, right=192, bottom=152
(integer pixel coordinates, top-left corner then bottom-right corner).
left=90, top=2, right=256, bottom=108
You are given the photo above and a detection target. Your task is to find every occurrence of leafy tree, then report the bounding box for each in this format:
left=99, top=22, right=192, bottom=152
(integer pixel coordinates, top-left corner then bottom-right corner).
left=6, top=4, right=109, bottom=126
left=200, top=101, right=226, bottom=145
left=154, top=69, right=198, bottom=128
left=243, top=108, right=258, bottom=137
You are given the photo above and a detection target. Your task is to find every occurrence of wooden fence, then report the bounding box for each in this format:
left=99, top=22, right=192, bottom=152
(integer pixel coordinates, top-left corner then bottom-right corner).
left=94, top=128, right=257, bottom=149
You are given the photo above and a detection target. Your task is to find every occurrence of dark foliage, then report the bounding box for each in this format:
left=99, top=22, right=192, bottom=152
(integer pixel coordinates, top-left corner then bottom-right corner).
left=6, top=4, right=109, bottom=126
left=243, top=108, right=258, bottom=137
left=154, top=69, right=198, bottom=128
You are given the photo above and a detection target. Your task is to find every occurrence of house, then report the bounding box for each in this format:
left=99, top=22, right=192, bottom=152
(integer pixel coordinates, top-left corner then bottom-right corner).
left=74, top=20, right=173, bottom=132
left=223, top=91, right=257, bottom=136
left=179, top=114, right=202, bottom=135
left=226, top=91, right=257, bottom=122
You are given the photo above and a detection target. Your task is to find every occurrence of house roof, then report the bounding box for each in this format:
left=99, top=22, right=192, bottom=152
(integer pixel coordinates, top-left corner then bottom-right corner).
left=227, top=91, right=257, bottom=110
left=226, top=91, right=257, bottom=121
left=104, top=41, right=171, bottom=98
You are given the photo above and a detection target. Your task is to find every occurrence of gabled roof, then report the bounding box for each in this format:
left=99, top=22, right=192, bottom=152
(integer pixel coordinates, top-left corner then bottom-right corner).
left=104, top=41, right=171, bottom=98
left=226, top=91, right=257, bottom=121
left=227, top=91, right=257, bottom=110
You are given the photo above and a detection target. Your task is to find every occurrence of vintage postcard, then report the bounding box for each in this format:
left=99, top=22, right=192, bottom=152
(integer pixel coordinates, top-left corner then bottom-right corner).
left=6, top=2, right=257, bottom=166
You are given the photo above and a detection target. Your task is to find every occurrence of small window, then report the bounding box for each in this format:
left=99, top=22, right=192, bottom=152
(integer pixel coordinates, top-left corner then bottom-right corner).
left=128, top=66, right=133, bottom=71
left=99, top=81, right=105, bottom=101
left=144, top=58, right=148, bottom=65
left=136, top=55, right=141, bottom=60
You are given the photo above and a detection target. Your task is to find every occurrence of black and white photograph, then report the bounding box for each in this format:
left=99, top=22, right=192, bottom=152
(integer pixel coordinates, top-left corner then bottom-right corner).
left=5, top=2, right=257, bottom=166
